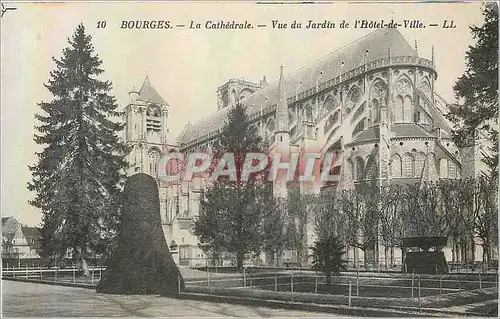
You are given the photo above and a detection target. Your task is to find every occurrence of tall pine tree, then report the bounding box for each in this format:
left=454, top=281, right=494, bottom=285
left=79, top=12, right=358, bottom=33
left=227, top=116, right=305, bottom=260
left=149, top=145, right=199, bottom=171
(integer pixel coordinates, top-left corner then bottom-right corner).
left=447, top=3, right=498, bottom=176
left=28, top=24, right=128, bottom=273
left=194, top=103, right=271, bottom=271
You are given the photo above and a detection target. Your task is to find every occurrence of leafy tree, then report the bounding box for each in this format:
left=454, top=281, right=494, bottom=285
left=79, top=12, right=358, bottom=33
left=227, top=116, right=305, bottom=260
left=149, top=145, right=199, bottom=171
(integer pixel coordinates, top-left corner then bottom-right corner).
left=194, top=103, right=268, bottom=271
left=311, top=235, right=347, bottom=290
left=447, top=3, right=498, bottom=176
left=262, top=197, right=290, bottom=267
left=474, top=176, right=498, bottom=264
left=28, top=24, right=128, bottom=275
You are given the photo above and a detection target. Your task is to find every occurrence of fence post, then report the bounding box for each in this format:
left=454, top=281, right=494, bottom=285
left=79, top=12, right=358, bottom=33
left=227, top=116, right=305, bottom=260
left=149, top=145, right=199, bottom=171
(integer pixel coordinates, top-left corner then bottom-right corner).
left=479, top=272, right=482, bottom=290
left=39, top=266, right=42, bottom=279
left=73, top=267, right=76, bottom=284
left=356, top=270, right=359, bottom=296
left=99, top=266, right=102, bottom=280
left=315, top=272, right=318, bottom=294
left=496, top=272, right=498, bottom=288
left=207, top=268, right=210, bottom=287
left=275, top=275, right=278, bottom=292
left=439, top=275, right=443, bottom=295
left=91, top=268, right=94, bottom=285
left=291, top=272, right=294, bottom=302
left=348, top=277, right=352, bottom=307
left=250, top=271, right=253, bottom=291
left=411, top=273, right=414, bottom=298
left=178, top=272, right=181, bottom=294
left=209, top=270, right=212, bottom=294
left=418, top=275, right=421, bottom=312
left=55, top=267, right=58, bottom=281
left=243, top=268, right=246, bottom=287
left=459, top=276, right=462, bottom=291
left=25, top=264, right=28, bottom=278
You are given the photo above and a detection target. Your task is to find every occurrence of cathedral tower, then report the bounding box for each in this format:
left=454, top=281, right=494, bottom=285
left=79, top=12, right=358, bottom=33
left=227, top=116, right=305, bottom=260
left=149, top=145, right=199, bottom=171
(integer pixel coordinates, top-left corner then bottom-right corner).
left=124, top=76, right=169, bottom=177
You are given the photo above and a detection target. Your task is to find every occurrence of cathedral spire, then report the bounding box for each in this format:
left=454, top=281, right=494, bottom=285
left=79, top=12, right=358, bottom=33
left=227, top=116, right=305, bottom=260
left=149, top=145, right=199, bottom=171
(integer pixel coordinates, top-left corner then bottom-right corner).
left=276, top=65, right=289, bottom=133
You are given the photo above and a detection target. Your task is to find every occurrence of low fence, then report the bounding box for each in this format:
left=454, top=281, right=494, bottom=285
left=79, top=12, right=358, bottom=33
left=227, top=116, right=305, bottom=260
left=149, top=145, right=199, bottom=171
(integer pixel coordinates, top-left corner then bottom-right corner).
left=2, top=266, right=106, bottom=285
left=184, top=269, right=499, bottom=311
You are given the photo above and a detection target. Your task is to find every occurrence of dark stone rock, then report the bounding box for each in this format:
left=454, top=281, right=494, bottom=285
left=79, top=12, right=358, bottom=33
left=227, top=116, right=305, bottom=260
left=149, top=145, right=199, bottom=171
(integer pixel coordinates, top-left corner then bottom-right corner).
left=96, top=173, right=184, bottom=295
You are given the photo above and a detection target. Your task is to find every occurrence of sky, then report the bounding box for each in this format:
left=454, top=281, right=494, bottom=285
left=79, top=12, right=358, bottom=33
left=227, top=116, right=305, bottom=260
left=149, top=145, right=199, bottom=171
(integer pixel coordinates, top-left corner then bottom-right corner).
left=1, top=1, right=486, bottom=226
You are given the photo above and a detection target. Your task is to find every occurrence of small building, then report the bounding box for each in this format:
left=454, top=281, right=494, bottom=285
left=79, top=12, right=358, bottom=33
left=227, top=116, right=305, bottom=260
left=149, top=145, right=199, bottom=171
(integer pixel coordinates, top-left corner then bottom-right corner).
left=2, top=216, right=42, bottom=267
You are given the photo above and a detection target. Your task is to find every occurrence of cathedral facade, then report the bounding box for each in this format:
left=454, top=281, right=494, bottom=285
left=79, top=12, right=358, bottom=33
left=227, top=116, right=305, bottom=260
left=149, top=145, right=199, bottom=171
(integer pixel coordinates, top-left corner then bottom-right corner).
left=123, top=28, right=474, bottom=267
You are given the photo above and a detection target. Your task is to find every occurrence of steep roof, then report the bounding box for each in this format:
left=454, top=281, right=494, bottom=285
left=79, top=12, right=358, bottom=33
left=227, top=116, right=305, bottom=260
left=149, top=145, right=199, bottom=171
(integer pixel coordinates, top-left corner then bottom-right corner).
left=2, top=216, right=19, bottom=234
left=179, top=28, right=416, bottom=144
left=21, top=227, right=42, bottom=250
left=137, top=76, right=168, bottom=105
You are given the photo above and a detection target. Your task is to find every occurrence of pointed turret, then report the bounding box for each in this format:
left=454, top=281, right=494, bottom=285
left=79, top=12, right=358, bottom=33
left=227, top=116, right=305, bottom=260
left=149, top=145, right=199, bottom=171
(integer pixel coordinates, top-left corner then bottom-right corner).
left=276, top=66, right=289, bottom=133
left=138, top=76, right=168, bottom=106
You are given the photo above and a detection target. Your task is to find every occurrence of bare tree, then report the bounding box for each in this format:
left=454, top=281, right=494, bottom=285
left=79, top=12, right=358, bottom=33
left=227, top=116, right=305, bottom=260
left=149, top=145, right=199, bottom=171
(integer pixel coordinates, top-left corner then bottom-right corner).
left=287, top=186, right=318, bottom=266
left=378, top=185, right=406, bottom=268
left=340, top=189, right=377, bottom=269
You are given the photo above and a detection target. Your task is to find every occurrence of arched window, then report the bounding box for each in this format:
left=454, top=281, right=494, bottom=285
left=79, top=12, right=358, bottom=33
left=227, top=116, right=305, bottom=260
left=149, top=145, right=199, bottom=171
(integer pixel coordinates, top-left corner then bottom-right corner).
left=402, top=153, right=414, bottom=177
left=148, top=148, right=161, bottom=177
left=320, top=96, right=337, bottom=119
left=391, top=154, right=402, bottom=177
left=355, top=157, right=364, bottom=180
left=348, top=159, right=355, bottom=180
left=365, top=156, right=377, bottom=179
left=395, top=95, right=404, bottom=122
left=403, top=96, right=412, bottom=122
left=415, top=152, right=426, bottom=177
left=265, top=119, right=275, bottom=139
left=372, top=99, right=380, bottom=123
left=353, top=119, right=365, bottom=136
left=448, top=161, right=456, bottom=179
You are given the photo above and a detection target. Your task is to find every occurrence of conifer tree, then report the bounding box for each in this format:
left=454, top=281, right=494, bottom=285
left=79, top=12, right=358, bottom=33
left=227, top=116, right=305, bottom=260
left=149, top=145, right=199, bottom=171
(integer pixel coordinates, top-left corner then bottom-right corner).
left=447, top=3, right=498, bottom=175
left=28, top=24, right=128, bottom=274
left=194, top=103, right=270, bottom=271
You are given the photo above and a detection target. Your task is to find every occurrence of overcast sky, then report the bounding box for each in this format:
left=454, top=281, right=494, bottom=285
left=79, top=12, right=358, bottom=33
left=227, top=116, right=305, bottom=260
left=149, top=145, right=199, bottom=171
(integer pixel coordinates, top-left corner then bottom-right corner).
left=1, top=1, right=485, bottom=226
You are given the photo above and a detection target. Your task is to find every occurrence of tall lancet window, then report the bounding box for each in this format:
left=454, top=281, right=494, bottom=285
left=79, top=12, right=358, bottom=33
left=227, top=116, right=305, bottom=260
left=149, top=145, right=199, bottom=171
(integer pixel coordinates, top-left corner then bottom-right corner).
left=402, top=153, right=414, bottom=177
left=415, top=152, right=426, bottom=177
left=355, top=157, right=364, bottom=180
left=395, top=96, right=404, bottom=122
left=148, top=148, right=161, bottom=177
left=391, top=154, right=402, bottom=177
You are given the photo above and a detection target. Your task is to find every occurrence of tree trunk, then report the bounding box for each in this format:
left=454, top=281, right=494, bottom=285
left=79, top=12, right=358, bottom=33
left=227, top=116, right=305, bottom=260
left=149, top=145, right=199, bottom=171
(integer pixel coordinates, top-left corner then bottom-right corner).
left=345, top=244, right=350, bottom=268
left=384, top=246, right=388, bottom=269
left=451, top=238, right=456, bottom=265
left=362, top=248, right=368, bottom=270
left=325, top=271, right=332, bottom=292
left=353, top=247, right=358, bottom=269
left=470, top=234, right=476, bottom=264
left=390, top=246, right=394, bottom=268
left=400, top=246, right=406, bottom=272
left=236, top=251, right=245, bottom=273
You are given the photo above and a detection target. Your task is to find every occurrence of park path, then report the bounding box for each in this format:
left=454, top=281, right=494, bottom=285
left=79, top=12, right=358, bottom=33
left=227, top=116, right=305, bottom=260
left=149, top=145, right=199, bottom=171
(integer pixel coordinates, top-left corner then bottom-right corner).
left=2, top=280, right=344, bottom=317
